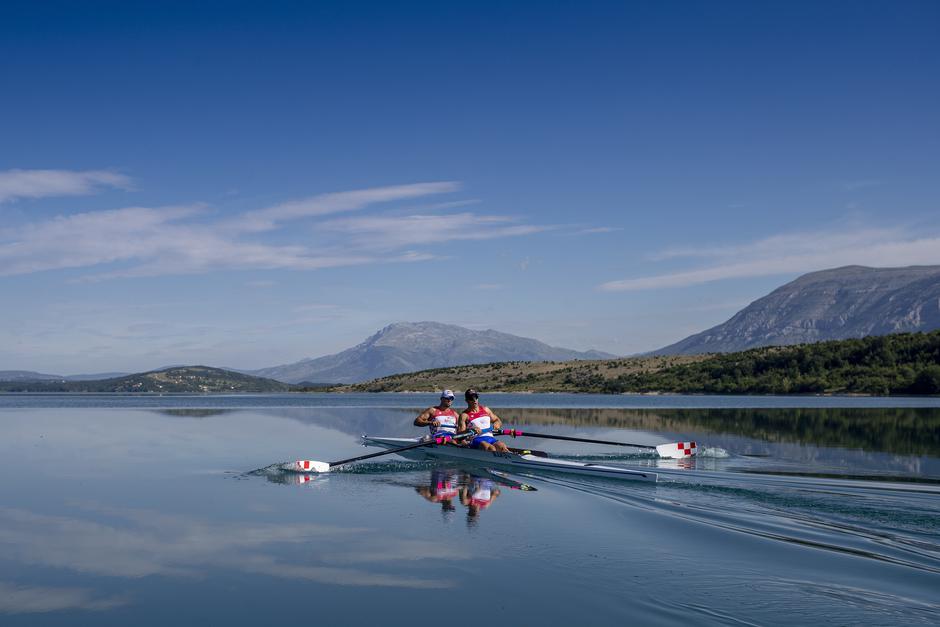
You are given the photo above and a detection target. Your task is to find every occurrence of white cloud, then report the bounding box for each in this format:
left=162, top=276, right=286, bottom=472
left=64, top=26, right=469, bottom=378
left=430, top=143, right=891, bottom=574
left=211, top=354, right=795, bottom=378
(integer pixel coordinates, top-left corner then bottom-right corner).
left=601, top=226, right=940, bottom=291
left=0, top=205, right=203, bottom=275
left=0, top=181, right=544, bottom=280
left=0, top=169, right=132, bottom=203
left=0, top=182, right=544, bottom=280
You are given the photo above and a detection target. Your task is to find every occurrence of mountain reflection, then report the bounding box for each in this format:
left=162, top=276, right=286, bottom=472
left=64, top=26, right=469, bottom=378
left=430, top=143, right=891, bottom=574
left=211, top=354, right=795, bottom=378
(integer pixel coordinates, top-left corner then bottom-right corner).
left=496, top=407, right=940, bottom=457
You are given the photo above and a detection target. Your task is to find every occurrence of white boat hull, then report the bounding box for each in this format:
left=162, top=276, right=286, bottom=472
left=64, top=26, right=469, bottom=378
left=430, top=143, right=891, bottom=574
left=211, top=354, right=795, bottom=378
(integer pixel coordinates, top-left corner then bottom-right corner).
left=362, top=436, right=657, bottom=483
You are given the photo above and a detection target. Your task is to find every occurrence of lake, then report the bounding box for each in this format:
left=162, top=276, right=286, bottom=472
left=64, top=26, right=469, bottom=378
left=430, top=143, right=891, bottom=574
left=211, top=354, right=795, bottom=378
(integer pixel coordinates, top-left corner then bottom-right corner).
left=1, top=394, right=938, bottom=625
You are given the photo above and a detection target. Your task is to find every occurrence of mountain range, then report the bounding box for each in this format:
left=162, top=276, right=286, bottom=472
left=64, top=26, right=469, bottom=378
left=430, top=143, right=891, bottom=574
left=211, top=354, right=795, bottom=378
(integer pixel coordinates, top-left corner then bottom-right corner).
left=0, top=370, right=129, bottom=382
left=251, top=321, right=615, bottom=383
left=655, top=265, right=940, bottom=355
left=5, top=265, right=939, bottom=386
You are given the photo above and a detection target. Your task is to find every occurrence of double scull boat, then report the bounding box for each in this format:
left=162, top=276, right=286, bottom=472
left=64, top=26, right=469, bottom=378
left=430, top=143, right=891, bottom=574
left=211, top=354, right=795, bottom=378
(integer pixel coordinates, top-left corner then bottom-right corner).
left=357, top=436, right=658, bottom=483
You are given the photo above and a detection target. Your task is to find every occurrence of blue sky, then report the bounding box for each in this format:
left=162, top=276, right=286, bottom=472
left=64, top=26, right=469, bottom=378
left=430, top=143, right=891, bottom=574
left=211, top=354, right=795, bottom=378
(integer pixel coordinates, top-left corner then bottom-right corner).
left=1, top=0, right=938, bottom=373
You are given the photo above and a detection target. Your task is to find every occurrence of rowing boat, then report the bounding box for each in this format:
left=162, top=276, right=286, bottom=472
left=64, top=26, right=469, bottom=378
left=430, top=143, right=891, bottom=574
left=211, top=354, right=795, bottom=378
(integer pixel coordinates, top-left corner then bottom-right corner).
left=360, top=436, right=658, bottom=483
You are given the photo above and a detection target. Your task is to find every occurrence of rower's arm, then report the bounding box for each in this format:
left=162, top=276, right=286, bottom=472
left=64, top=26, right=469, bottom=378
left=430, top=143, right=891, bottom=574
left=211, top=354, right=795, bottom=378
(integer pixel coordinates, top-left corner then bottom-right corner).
left=487, top=407, right=503, bottom=431
left=414, top=407, right=435, bottom=427
left=457, top=412, right=469, bottom=432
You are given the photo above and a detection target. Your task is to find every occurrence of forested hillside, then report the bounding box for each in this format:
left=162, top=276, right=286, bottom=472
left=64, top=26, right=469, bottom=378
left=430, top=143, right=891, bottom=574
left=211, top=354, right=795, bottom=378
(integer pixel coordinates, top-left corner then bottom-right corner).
left=611, top=331, right=940, bottom=395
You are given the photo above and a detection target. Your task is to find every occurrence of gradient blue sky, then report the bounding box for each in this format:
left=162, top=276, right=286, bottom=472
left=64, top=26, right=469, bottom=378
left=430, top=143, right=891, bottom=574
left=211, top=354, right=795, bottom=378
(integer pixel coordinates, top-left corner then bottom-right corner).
left=2, top=0, right=938, bottom=373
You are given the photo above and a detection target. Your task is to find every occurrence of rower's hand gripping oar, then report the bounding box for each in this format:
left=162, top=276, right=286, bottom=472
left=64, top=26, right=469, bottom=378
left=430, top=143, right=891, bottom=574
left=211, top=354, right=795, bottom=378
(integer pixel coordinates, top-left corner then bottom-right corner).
left=495, top=429, right=697, bottom=459
left=284, top=431, right=476, bottom=473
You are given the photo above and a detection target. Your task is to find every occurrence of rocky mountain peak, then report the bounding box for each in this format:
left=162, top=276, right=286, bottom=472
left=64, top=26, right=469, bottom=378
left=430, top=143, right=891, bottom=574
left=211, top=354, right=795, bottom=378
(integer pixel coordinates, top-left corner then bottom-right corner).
left=655, top=265, right=940, bottom=355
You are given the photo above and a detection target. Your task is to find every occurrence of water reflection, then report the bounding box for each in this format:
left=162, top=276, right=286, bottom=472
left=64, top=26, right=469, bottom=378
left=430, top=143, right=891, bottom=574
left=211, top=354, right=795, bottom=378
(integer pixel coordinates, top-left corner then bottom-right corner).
left=227, top=404, right=940, bottom=479
left=0, top=499, right=474, bottom=619
left=225, top=406, right=940, bottom=459
left=157, top=408, right=236, bottom=418
left=2, top=403, right=939, bottom=625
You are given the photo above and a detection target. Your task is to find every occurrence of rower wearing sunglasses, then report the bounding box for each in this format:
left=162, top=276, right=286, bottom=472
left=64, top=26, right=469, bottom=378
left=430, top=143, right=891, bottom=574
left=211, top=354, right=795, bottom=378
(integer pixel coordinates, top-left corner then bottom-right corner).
left=458, top=388, right=510, bottom=452
left=413, top=389, right=459, bottom=443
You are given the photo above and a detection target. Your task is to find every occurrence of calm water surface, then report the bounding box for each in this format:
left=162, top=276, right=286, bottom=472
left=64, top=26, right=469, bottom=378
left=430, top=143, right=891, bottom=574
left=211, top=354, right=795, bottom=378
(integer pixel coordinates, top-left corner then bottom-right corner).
left=0, top=394, right=938, bottom=626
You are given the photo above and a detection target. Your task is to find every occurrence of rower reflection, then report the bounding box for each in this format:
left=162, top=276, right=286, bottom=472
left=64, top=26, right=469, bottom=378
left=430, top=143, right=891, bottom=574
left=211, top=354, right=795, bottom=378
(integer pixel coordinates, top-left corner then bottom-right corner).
left=461, top=474, right=500, bottom=525
left=413, top=468, right=535, bottom=525
left=415, top=468, right=461, bottom=512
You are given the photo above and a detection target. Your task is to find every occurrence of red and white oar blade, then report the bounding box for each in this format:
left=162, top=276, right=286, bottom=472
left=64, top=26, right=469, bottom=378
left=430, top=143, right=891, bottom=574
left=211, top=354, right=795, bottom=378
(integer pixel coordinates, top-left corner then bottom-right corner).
left=281, top=460, right=331, bottom=473
left=656, top=441, right=697, bottom=459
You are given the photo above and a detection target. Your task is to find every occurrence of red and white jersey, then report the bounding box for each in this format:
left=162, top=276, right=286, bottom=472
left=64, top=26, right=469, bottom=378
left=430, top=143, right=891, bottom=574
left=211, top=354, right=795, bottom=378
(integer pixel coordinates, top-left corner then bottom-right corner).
left=469, top=478, right=496, bottom=509
left=429, top=407, right=458, bottom=435
left=465, top=405, right=493, bottom=435
left=434, top=473, right=459, bottom=500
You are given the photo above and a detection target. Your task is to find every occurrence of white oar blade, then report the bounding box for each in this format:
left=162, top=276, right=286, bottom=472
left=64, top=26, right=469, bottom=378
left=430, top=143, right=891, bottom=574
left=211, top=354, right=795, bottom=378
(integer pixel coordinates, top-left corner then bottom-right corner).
left=656, top=441, right=697, bottom=459
left=281, top=460, right=331, bottom=473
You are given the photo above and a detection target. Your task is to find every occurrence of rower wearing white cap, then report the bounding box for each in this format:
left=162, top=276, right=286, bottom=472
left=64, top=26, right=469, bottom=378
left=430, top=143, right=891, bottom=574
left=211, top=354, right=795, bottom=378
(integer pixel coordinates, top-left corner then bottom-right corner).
left=413, top=389, right=460, bottom=443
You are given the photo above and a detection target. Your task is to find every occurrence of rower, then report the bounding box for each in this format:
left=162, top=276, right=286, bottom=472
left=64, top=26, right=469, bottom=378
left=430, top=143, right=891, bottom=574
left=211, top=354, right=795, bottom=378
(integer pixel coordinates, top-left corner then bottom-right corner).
left=414, top=389, right=459, bottom=443
left=458, top=388, right=510, bottom=453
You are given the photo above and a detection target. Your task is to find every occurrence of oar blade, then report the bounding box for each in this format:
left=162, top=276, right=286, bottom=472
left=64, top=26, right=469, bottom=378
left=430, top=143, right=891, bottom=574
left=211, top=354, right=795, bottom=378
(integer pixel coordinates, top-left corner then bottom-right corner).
left=656, top=441, right=697, bottom=459
left=282, top=459, right=331, bottom=473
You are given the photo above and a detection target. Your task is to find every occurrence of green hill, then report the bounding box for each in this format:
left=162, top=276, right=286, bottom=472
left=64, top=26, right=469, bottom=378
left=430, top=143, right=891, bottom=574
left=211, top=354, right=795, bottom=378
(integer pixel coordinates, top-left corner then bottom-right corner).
left=330, top=355, right=708, bottom=393
left=0, top=366, right=293, bottom=393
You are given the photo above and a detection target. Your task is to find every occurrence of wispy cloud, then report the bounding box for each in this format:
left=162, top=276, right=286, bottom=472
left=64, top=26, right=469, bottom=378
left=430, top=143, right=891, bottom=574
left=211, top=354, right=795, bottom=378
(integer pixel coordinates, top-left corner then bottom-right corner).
left=0, top=181, right=546, bottom=280
left=600, top=226, right=940, bottom=291
left=321, top=212, right=549, bottom=250
left=0, top=169, right=132, bottom=203
left=0, top=582, right=126, bottom=615
left=292, top=303, right=339, bottom=313
left=227, top=182, right=461, bottom=233
left=576, top=226, right=622, bottom=235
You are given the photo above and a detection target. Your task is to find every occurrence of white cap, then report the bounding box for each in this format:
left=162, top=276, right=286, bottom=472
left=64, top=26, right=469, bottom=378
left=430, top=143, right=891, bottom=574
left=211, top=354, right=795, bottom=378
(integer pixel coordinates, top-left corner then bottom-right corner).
left=440, top=389, right=455, bottom=400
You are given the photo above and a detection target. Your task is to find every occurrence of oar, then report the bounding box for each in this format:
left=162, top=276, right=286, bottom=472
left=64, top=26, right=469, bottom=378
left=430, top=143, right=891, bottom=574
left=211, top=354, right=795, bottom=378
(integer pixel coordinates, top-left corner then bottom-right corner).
left=496, top=429, right=697, bottom=459
left=282, top=431, right=476, bottom=473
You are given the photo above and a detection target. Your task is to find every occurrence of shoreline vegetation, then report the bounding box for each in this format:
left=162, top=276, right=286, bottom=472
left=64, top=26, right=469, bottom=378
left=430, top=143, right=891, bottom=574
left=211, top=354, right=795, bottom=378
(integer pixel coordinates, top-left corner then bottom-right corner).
left=2, top=331, right=938, bottom=396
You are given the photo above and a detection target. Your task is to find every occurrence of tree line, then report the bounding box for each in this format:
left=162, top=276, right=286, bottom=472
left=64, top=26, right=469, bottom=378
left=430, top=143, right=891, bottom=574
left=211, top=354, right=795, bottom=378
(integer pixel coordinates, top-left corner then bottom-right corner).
left=595, top=331, right=940, bottom=395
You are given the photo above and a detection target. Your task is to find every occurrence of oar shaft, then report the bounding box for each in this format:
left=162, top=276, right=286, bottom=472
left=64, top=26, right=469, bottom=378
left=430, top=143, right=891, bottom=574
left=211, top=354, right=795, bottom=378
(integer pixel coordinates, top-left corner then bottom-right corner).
left=329, top=431, right=474, bottom=467
left=497, top=429, right=656, bottom=450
